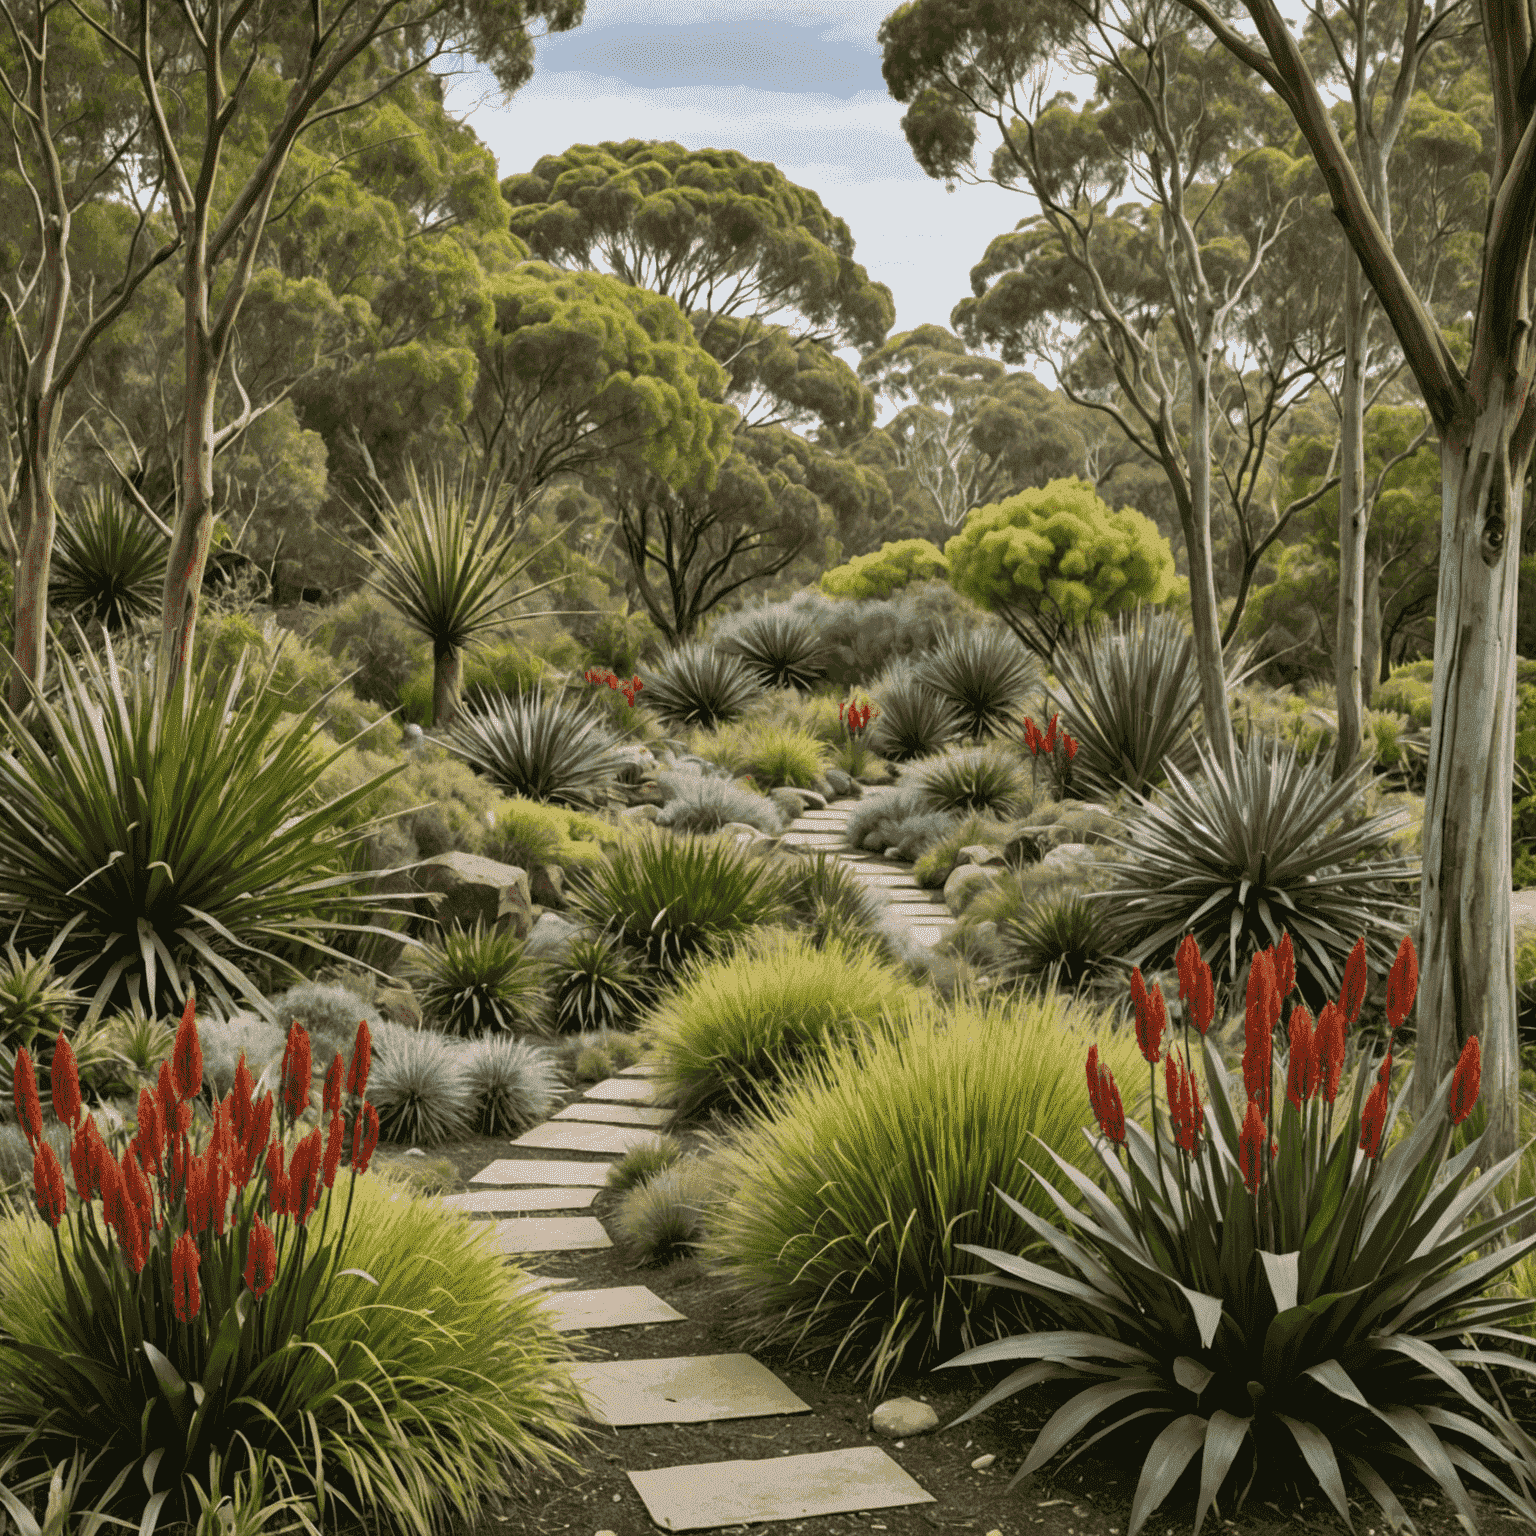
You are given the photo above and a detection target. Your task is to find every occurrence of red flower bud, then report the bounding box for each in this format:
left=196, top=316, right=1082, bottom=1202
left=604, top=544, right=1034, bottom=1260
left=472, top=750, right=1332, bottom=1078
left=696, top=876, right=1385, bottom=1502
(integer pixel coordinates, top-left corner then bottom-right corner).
left=185, top=1152, right=213, bottom=1238
left=50, top=1031, right=81, bottom=1130
left=155, top=1059, right=179, bottom=1144
left=1166, top=1051, right=1204, bottom=1154
left=171, top=997, right=202, bottom=1102
left=171, top=1229, right=202, bottom=1323
left=1238, top=1099, right=1266, bottom=1193
left=1449, top=1036, right=1481, bottom=1127
left=1360, top=1077, right=1389, bottom=1158
left=345, top=1020, right=372, bottom=1101
left=1315, top=1002, right=1346, bottom=1104
left=1339, top=938, right=1368, bottom=1026
left=323, top=1053, right=344, bottom=1118
left=1245, top=950, right=1278, bottom=1043
left=1175, top=934, right=1215, bottom=1036
left=1130, top=968, right=1165, bottom=1064
left=12, top=1046, right=41, bottom=1152
left=33, top=1141, right=66, bottom=1228
left=288, top=1128, right=323, bottom=1226
left=1272, top=934, right=1295, bottom=1004
left=70, top=1116, right=99, bottom=1203
left=244, top=1216, right=278, bottom=1299
left=1085, top=1045, right=1125, bottom=1146
left=1385, top=936, right=1418, bottom=1031
left=280, top=1022, right=312, bottom=1122
left=1285, top=1005, right=1316, bottom=1111
left=135, top=1088, right=165, bottom=1175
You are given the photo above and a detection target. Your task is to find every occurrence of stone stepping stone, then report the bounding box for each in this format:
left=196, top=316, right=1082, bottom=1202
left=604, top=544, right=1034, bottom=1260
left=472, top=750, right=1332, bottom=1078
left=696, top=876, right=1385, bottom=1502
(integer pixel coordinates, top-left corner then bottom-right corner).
left=543, top=1285, right=687, bottom=1333
left=628, top=1447, right=935, bottom=1531
left=441, top=1187, right=598, bottom=1215
left=795, top=809, right=854, bottom=821
left=513, top=1120, right=666, bottom=1155
left=511, top=1273, right=580, bottom=1292
left=491, top=1216, right=612, bottom=1254
left=573, top=1354, right=809, bottom=1426
left=471, top=1158, right=614, bottom=1186
left=618, top=1063, right=660, bottom=1077
left=582, top=1076, right=662, bottom=1104
left=553, top=1102, right=673, bottom=1127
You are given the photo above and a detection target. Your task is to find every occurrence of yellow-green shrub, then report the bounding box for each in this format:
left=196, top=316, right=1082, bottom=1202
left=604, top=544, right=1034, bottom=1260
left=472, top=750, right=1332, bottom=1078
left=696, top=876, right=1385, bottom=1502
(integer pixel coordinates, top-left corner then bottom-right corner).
left=912, top=812, right=1012, bottom=888
left=485, top=796, right=617, bottom=872
left=687, top=720, right=829, bottom=788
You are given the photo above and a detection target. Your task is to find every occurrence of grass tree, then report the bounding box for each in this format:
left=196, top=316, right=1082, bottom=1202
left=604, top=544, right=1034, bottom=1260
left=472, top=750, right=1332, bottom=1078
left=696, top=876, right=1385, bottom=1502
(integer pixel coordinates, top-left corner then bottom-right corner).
left=362, top=464, right=568, bottom=730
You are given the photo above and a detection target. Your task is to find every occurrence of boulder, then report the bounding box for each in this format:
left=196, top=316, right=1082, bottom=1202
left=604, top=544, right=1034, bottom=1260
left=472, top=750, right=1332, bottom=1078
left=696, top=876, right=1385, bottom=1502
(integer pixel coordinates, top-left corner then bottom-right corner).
left=528, top=863, right=565, bottom=908
left=955, top=844, right=1007, bottom=868
left=770, top=787, right=808, bottom=820
left=824, top=768, right=861, bottom=799
left=523, top=910, right=588, bottom=961
left=795, top=788, right=829, bottom=810
left=944, top=862, right=1004, bottom=915
left=870, top=1398, right=940, bottom=1438
left=1041, top=841, right=1097, bottom=876
left=374, top=985, right=423, bottom=1030
left=414, top=851, right=533, bottom=938
left=621, top=802, right=661, bottom=823
left=720, top=821, right=778, bottom=844
left=884, top=846, right=903, bottom=860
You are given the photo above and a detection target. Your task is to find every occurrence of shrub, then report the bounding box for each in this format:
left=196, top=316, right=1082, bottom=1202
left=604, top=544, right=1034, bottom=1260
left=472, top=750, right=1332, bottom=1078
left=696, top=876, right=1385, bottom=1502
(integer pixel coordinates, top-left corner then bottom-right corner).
left=1003, top=892, right=1119, bottom=991
left=655, top=772, right=786, bottom=835
left=911, top=814, right=1012, bottom=889
left=777, top=852, right=890, bottom=951
left=819, top=538, right=948, bottom=600
left=1102, top=734, right=1419, bottom=1006
left=370, top=1028, right=474, bottom=1145
left=398, top=634, right=555, bottom=726
left=462, top=1035, right=560, bottom=1133
left=267, top=981, right=383, bottom=1072
left=642, top=928, right=920, bottom=1121
left=50, top=489, right=168, bottom=632
left=612, top=1158, right=721, bottom=1265
left=605, top=1135, right=686, bottom=1195
left=844, top=785, right=960, bottom=860
left=408, top=922, right=548, bottom=1037
left=546, top=933, right=649, bottom=1034
left=943, top=936, right=1536, bottom=1536
left=913, top=626, right=1039, bottom=740
left=866, top=663, right=965, bottom=762
left=444, top=687, right=628, bottom=811
left=484, top=796, right=615, bottom=874
left=307, top=587, right=425, bottom=708
left=1370, top=657, right=1434, bottom=727
left=640, top=642, right=761, bottom=729
left=0, top=926, right=78, bottom=1056
left=701, top=989, right=1147, bottom=1394
left=0, top=636, right=406, bottom=1021
left=905, top=745, right=1029, bottom=819
left=687, top=720, right=830, bottom=790
left=572, top=1043, right=611, bottom=1082
left=715, top=608, right=828, bottom=691
left=197, top=1010, right=287, bottom=1099
left=566, top=829, right=790, bottom=982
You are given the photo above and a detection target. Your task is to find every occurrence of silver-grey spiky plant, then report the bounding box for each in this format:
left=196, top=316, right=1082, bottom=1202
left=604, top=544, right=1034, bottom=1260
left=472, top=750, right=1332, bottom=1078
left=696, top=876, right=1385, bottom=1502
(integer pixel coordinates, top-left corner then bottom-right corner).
left=463, top=1035, right=561, bottom=1134
left=368, top=1029, right=474, bottom=1146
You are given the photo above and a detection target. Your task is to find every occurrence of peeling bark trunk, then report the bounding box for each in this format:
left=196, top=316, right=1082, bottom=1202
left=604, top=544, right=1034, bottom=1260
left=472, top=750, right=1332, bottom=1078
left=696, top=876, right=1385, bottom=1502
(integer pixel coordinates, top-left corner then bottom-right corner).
left=433, top=645, right=462, bottom=731
left=1414, top=399, right=1522, bottom=1167
left=1333, top=260, right=1370, bottom=778
left=1185, top=366, right=1237, bottom=767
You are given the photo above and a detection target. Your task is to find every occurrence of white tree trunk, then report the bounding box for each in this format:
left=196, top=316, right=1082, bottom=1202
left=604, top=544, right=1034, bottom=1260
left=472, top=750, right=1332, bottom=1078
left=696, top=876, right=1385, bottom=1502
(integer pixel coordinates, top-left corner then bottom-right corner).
left=1185, top=365, right=1236, bottom=767
left=1334, top=259, right=1370, bottom=778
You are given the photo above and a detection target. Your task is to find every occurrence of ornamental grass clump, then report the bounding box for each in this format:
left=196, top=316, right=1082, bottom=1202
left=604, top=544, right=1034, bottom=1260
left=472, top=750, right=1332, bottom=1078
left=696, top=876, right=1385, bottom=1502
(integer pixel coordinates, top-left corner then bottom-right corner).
left=367, top=1029, right=473, bottom=1147
left=702, top=990, right=1146, bottom=1395
left=546, top=933, right=649, bottom=1034
left=907, top=744, right=1029, bottom=819
left=408, top=921, right=548, bottom=1036
left=941, top=932, right=1536, bottom=1536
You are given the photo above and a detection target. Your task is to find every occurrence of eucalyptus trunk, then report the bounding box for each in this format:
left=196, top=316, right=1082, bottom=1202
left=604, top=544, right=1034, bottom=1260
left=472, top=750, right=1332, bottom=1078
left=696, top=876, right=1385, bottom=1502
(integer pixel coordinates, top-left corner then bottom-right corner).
left=1333, top=259, right=1371, bottom=778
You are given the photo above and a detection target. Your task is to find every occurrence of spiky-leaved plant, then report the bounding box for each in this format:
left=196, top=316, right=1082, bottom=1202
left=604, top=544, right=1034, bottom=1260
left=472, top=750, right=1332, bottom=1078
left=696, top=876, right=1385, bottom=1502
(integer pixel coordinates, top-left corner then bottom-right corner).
left=914, top=626, right=1039, bottom=741
left=409, top=921, right=548, bottom=1037
left=547, top=933, right=649, bottom=1034
left=716, top=608, right=828, bottom=691
left=640, top=642, right=761, bottom=729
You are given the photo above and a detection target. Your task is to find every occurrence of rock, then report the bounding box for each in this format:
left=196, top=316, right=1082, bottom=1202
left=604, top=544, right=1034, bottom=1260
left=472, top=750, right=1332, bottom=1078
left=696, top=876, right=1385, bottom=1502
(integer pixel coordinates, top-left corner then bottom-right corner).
left=944, top=862, right=1004, bottom=915
left=405, top=1148, right=426, bottom=1158
left=529, top=864, right=565, bottom=908
left=719, top=821, right=777, bottom=843
left=621, top=803, right=660, bottom=823
left=795, top=788, right=828, bottom=810
left=971, top=1453, right=996, bottom=1470
left=1041, top=841, right=1097, bottom=875
left=401, top=722, right=425, bottom=752
left=870, top=1397, right=940, bottom=1438
left=884, top=846, right=903, bottom=860
left=824, top=768, right=860, bottom=798
left=1002, top=828, right=1045, bottom=867
left=770, top=787, right=808, bottom=820
left=374, top=985, right=422, bottom=1030
left=414, top=851, right=533, bottom=939
left=524, top=910, right=587, bottom=961
left=955, top=844, right=1007, bottom=868
left=609, top=743, right=656, bottom=785
left=621, top=780, right=668, bottom=808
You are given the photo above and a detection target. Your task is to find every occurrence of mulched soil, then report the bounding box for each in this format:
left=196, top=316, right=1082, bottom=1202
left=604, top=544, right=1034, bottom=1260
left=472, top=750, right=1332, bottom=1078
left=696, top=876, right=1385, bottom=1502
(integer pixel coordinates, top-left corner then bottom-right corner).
left=383, top=1094, right=1536, bottom=1536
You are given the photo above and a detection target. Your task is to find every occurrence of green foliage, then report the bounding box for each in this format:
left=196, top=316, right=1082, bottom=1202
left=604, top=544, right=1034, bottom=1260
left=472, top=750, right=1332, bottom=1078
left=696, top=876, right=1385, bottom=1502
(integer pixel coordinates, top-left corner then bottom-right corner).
left=408, top=921, right=548, bottom=1037
left=1004, top=892, right=1118, bottom=990
left=701, top=989, right=1147, bottom=1394
left=945, top=479, right=1178, bottom=660
left=0, top=926, right=78, bottom=1056
left=307, top=588, right=426, bottom=709
left=612, top=1159, right=720, bottom=1266
left=643, top=928, right=920, bottom=1122
left=1375, top=659, right=1437, bottom=727
left=546, top=933, right=650, bottom=1035
left=844, top=784, right=960, bottom=860
left=820, top=539, right=948, bottom=599
left=267, top=982, right=380, bottom=1071
left=484, top=796, right=614, bottom=874
left=911, top=813, right=1012, bottom=888
left=0, top=637, right=405, bottom=1020
left=369, top=1028, right=474, bottom=1146
left=567, top=830, right=791, bottom=984
left=462, top=1035, right=560, bottom=1134
left=640, top=642, right=762, bottom=729
left=685, top=719, right=830, bottom=789
left=605, top=1136, right=686, bottom=1196
left=776, top=852, right=890, bottom=952
left=715, top=607, right=829, bottom=691
left=50, top=489, right=168, bottom=631
left=906, top=744, right=1029, bottom=818
left=397, top=634, right=556, bottom=725
left=1103, top=735, right=1419, bottom=1003
left=911, top=625, right=1039, bottom=740
left=944, top=959, right=1536, bottom=1536
left=445, top=687, right=627, bottom=811
left=866, top=663, right=965, bottom=761
left=655, top=773, right=786, bottom=836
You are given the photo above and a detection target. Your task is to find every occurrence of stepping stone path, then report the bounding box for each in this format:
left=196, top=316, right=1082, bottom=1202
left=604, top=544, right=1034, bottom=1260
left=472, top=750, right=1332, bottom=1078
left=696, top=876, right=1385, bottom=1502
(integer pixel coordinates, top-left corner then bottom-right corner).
left=463, top=792, right=938, bottom=1528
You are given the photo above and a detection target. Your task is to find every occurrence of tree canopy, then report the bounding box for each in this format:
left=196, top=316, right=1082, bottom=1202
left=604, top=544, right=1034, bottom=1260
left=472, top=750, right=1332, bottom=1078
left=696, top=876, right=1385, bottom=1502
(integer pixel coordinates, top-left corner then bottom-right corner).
left=821, top=538, right=948, bottom=600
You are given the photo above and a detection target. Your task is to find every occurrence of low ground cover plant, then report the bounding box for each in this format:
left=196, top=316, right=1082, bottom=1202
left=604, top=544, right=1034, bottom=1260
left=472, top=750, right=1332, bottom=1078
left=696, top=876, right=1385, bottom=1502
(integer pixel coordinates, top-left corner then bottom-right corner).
left=611, top=1156, right=722, bottom=1266
left=685, top=719, right=830, bottom=790
left=655, top=771, right=785, bottom=835
left=845, top=784, right=960, bottom=861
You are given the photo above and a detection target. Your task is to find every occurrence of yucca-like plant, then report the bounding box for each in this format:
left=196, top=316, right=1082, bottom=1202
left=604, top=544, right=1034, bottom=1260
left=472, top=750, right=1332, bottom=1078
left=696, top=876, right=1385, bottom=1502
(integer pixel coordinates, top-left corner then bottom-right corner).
left=914, top=626, right=1039, bottom=741
left=1004, top=892, right=1118, bottom=991
left=445, top=687, right=629, bottom=811
left=463, top=1034, right=560, bottom=1133
left=866, top=663, right=965, bottom=762
left=0, top=633, right=409, bottom=1021
left=716, top=608, right=828, bottom=691
left=369, top=1028, right=474, bottom=1146
left=360, top=463, right=573, bottom=730
left=49, top=488, right=169, bottom=632
left=566, top=829, right=790, bottom=982
left=906, top=745, right=1029, bottom=819
left=547, top=933, right=649, bottom=1034
left=640, top=642, right=762, bottom=729
left=0, top=921, right=79, bottom=1055
left=409, top=921, right=548, bottom=1036
left=1099, top=734, right=1419, bottom=1006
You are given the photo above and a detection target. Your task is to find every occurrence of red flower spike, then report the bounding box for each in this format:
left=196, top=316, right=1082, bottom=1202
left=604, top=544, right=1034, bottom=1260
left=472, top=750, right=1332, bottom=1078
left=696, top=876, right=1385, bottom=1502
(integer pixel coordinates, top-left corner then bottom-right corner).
left=1286, top=1005, right=1316, bottom=1111
left=244, top=1217, right=278, bottom=1299
left=1065, top=734, right=1079, bottom=760
left=323, top=1112, right=345, bottom=1190
left=185, top=1153, right=213, bottom=1238
left=121, top=1146, right=152, bottom=1224
left=69, top=1118, right=97, bottom=1203
left=171, top=1229, right=202, bottom=1323
left=1086, top=1046, right=1125, bottom=1145
left=171, top=997, right=201, bottom=1102
left=1386, top=936, right=1418, bottom=1031
left=288, top=1128, right=323, bottom=1226
left=1166, top=1053, right=1203, bottom=1154
left=96, top=1145, right=128, bottom=1235
left=1242, top=1029, right=1273, bottom=1118
left=1245, top=950, right=1278, bottom=1042
left=1315, top=1002, right=1346, bottom=1105
left=1339, top=938, right=1369, bottom=1026
left=1360, top=1078, right=1389, bottom=1158
left=323, top=1053, right=344, bottom=1118
left=235, top=1091, right=273, bottom=1188
left=33, top=1142, right=66, bottom=1228
left=231, top=1055, right=255, bottom=1121
left=155, top=1059, right=179, bottom=1144
left=346, top=1020, right=372, bottom=1101
left=1130, top=969, right=1164, bottom=1064
left=280, top=1022, right=312, bottom=1121
left=352, top=1101, right=380, bottom=1174
left=1175, top=934, right=1216, bottom=1036
left=1449, top=1036, right=1481, bottom=1127
left=13, top=1046, right=41, bottom=1153
left=135, top=1089, right=164, bottom=1174
left=50, top=1031, right=81, bottom=1130
left=1238, top=1100, right=1266, bottom=1193
left=1272, top=934, right=1295, bottom=1003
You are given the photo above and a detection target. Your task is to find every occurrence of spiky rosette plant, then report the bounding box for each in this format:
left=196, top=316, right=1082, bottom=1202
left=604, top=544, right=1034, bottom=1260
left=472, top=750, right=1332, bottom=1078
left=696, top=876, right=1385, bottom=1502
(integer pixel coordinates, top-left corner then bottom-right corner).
left=941, top=932, right=1536, bottom=1536
left=912, top=625, right=1040, bottom=741
left=716, top=609, right=828, bottom=691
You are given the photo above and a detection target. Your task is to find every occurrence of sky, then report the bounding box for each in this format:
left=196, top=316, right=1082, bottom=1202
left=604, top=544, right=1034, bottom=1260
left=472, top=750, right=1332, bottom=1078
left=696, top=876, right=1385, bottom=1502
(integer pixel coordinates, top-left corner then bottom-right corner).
left=444, top=0, right=1028, bottom=347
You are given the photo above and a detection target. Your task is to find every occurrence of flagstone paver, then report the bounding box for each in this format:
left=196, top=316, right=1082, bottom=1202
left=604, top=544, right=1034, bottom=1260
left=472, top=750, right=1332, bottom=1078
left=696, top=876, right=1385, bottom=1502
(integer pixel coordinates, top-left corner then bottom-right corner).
left=552, top=1101, right=674, bottom=1127
left=512, top=1120, right=667, bottom=1155
left=618, top=1063, right=660, bottom=1077
left=571, top=1354, right=810, bottom=1426
left=471, top=1158, right=614, bottom=1186
left=441, top=1187, right=598, bottom=1215
left=491, top=1216, right=612, bottom=1254
left=581, top=1076, right=663, bottom=1104
left=628, top=1447, right=935, bottom=1531
left=543, top=1285, right=687, bottom=1332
